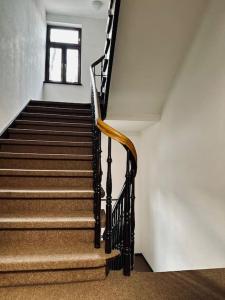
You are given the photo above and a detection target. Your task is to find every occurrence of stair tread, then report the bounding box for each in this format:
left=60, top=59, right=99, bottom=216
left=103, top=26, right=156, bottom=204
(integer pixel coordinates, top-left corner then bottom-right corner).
left=0, top=242, right=119, bottom=272
left=21, top=112, right=92, bottom=120
left=30, top=100, right=91, bottom=108
left=15, top=120, right=92, bottom=128
left=0, top=152, right=93, bottom=160
left=0, top=210, right=105, bottom=229
left=27, top=105, right=91, bottom=113
left=0, top=211, right=94, bottom=228
left=0, top=139, right=92, bottom=147
left=0, top=169, right=93, bottom=177
left=0, top=189, right=94, bottom=198
left=8, top=128, right=92, bottom=137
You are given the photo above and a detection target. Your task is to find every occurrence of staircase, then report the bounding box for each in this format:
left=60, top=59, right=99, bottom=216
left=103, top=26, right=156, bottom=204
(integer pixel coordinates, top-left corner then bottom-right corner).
left=0, top=100, right=119, bottom=287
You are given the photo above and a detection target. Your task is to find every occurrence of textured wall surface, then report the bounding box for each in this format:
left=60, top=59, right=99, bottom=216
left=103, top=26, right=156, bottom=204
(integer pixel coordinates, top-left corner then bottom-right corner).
left=0, top=0, right=46, bottom=132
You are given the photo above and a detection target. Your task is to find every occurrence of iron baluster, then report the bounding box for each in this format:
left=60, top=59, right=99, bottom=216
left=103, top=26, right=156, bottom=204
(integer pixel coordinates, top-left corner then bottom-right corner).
left=105, top=137, right=112, bottom=253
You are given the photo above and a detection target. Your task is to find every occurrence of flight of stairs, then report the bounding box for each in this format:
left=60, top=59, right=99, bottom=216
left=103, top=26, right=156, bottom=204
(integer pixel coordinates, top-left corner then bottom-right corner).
left=0, top=100, right=118, bottom=287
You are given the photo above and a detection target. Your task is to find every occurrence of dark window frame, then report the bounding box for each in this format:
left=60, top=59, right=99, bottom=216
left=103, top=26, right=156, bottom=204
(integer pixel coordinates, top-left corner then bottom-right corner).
left=45, top=25, right=82, bottom=86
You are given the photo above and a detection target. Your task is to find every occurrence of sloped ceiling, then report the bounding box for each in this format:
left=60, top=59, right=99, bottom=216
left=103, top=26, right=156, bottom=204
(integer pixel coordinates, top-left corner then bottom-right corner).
left=42, top=0, right=109, bottom=19
left=108, top=0, right=208, bottom=121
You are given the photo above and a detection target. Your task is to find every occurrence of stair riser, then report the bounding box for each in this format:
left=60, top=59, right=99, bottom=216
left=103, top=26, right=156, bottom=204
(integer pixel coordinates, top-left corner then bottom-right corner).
left=9, top=133, right=92, bottom=142
left=0, top=176, right=93, bottom=189
left=0, top=144, right=92, bottom=155
left=0, top=230, right=94, bottom=245
left=20, top=115, right=92, bottom=124
left=25, top=107, right=92, bottom=116
left=0, top=199, right=94, bottom=214
left=0, top=267, right=106, bottom=287
left=15, top=124, right=92, bottom=133
left=0, top=158, right=92, bottom=170
left=30, top=101, right=91, bottom=109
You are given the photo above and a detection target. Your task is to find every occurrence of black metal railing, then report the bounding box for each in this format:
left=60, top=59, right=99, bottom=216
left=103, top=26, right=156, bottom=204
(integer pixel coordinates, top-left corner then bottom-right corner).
left=95, top=0, right=121, bottom=120
left=90, top=0, right=137, bottom=276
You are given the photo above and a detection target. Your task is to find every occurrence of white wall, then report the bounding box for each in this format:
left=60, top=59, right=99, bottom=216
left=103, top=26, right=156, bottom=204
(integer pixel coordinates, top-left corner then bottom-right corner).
left=43, top=14, right=106, bottom=103
left=0, top=0, right=46, bottom=133
left=140, top=0, right=225, bottom=272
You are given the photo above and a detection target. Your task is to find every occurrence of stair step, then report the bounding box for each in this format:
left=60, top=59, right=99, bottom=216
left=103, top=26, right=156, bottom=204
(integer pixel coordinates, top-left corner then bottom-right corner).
left=0, top=189, right=94, bottom=199
left=0, top=189, right=94, bottom=212
left=8, top=128, right=92, bottom=142
left=15, top=120, right=92, bottom=132
left=0, top=152, right=93, bottom=170
left=0, top=211, right=95, bottom=229
left=0, top=139, right=92, bottom=154
left=0, top=199, right=94, bottom=213
left=25, top=105, right=92, bottom=116
left=30, top=100, right=91, bottom=109
left=0, top=169, right=93, bottom=189
left=0, top=266, right=106, bottom=288
left=0, top=267, right=106, bottom=287
left=0, top=240, right=119, bottom=287
left=0, top=210, right=105, bottom=229
left=0, top=241, right=118, bottom=272
left=20, top=112, right=92, bottom=124
left=0, top=229, right=95, bottom=249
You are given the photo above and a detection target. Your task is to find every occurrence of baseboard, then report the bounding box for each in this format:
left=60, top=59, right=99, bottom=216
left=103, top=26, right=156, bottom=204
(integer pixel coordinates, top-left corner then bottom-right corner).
left=135, top=253, right=154, bottom=272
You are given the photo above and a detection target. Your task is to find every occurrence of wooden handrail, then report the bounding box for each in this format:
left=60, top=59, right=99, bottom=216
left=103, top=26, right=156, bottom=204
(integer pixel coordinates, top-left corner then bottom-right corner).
left=90, top=62, right=137, bottom=166
left=97, top=119, right=137, bottom=163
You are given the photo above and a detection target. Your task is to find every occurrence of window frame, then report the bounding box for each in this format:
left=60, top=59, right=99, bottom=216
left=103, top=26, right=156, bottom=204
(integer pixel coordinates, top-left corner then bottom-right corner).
left=45, top=25, right=82, bottom=86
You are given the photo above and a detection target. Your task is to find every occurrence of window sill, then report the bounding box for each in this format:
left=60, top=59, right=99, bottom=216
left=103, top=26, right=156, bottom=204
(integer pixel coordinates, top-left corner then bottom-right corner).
left=44, top=81, right=83, bottom=86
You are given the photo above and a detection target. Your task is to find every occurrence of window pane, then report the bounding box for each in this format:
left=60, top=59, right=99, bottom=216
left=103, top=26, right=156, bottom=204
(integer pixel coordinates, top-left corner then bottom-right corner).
left=49, top=48, right=62, bottom=82
left=66, top=49, right=79, bottom=83
left=50, top=29, right=79, bottom=44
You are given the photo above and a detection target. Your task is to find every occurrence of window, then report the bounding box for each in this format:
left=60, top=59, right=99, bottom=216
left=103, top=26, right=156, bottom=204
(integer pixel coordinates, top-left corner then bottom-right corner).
left=45, top=25, right=82, bottom=85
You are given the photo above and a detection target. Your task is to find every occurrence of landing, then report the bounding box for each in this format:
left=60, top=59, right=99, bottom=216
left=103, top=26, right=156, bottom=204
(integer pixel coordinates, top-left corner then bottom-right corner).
left=1, top=268, right=224, bottom=300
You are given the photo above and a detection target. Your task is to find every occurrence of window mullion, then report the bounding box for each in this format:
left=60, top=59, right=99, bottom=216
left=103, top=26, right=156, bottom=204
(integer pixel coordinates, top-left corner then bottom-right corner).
left=62, top=47, right=67, bottom=83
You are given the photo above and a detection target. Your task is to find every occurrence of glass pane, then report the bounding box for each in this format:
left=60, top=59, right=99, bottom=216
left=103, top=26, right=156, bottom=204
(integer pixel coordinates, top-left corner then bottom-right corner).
left=50, top=28, right=79, bottom=44
left=49, top=48, right=62, bottom=82
left=66, top=49, right=79, bottom=83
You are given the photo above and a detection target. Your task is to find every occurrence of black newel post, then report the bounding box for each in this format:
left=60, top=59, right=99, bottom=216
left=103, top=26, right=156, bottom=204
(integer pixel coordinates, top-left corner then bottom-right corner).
left=123, top=150, right=131, bottom=276
left=105, top=137, right=112, bottom=254
left=131, top=174, right=135, bottom=270
left=91, top=88, right=101, bottom=249
left=94, top=128, right=101, bottom=249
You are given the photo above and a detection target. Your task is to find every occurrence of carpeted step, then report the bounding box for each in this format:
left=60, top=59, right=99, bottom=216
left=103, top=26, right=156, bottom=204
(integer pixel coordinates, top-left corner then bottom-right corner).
left=8, top=128, right=92, bottom=142
left=14, top=120, right=92, bottom=132
left=0, top=169, right=93, bottom=189
left=0, top=153, right=93, bottom=170
left=0, top=198, right=94, bottom=213
left=0, top=267, right=107, bottom=287
left=0, top=189, right=94, bottom=199
left=25, top=105, right=92, bottom=116
left=0, top=241, right=119, bottom=272
left=0, top=189, right=94, bottom=212
left=0, top=241, right=119, bottom=287
left=0, top=210, right=105, bottom=229
left=0, top=211, right=99, bottom=229
left=0, top=139, right=92, bottom=154
left=19, top=112, right=92, bottom=124
left=0, top=229, right=95, bottom=245
left=30, top=100, right=91, bottom=110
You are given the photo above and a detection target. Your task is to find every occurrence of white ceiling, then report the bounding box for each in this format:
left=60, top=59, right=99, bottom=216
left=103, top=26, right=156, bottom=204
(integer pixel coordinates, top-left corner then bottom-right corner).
left=108, top=0, right=208, bottom=121
left=42, top=0, right=109, bottom=19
